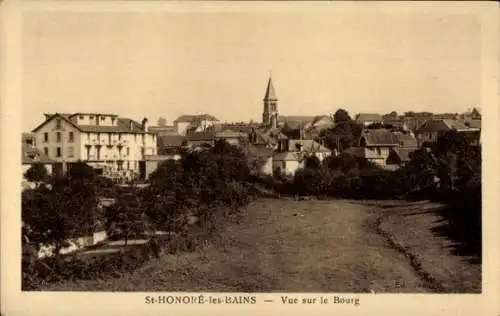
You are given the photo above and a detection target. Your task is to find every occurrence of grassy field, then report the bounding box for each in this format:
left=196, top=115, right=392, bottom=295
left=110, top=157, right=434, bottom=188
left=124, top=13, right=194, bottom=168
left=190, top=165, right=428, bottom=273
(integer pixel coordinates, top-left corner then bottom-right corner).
left=40, top=198, right=481, bottom=293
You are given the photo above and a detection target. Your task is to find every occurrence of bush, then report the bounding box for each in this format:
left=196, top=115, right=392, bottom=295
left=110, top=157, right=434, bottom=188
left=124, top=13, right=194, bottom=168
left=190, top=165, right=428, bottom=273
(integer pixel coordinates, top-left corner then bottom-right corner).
left=22, top=233, right=181, bottom=289
left=24, top=163, right=49, bottom=182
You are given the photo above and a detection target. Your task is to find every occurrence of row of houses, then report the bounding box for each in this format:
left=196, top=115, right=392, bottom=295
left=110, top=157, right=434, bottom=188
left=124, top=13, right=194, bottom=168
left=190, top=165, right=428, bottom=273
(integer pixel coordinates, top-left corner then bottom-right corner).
left=23, top=111, right=481, bottom=181
left=22, top=76, right=481, bottom=181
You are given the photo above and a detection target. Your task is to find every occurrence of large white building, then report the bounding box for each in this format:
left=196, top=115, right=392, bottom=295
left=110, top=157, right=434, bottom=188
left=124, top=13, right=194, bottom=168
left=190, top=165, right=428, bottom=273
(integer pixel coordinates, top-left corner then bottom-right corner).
left=31, top=112, right=157, bottom=180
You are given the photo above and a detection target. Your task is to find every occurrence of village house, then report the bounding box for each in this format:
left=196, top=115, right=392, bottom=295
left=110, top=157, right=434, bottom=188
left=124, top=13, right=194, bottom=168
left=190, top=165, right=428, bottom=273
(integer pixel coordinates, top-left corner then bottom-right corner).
left=414, top=119, right=479, bottom=146
left=272, top=139, right=332, bottom=176
left=173, top=114, right=219, bottom=136
left=139, top=134, right=186, bottom=179
left=30, top=113, right=157, bottom=180
left=244, top=143, right=274, bottom=176
left=343, top=129, right=400, bottom=168
left=355, top=113, right=384, bottom=127
left=302, top=115, right=335, bottom=138
left=156, top=134, right=185, bottom=156
left=385, top=132, right=419, bottom=170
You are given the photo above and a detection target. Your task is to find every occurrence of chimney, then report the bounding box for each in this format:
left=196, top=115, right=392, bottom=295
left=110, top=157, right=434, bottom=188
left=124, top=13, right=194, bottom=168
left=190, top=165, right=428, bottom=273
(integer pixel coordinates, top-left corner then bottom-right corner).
left=142, top=117, right=149, bottom=132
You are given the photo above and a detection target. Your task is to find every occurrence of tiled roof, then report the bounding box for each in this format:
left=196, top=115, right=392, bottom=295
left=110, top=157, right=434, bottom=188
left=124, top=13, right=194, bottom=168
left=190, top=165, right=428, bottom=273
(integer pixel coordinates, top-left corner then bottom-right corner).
left=390, top=148, right=417, bottom=163
left=33, top=113, right=150, bottom=134
left=288, top=139, right=331, bottom=153
left=360, top=129, right=399, bottom=146
left=355, top=113, right=383, bottom=122
left=22, top=144, right=53, bottom=164
left=463, top=119, right=481, bottom=129
left=186, top=131, right=216, bottom=141
left=309, top=115, right=334, bottom=127
left=174, top=114, right=219, bottom=123
left=279, top=115, right=317, bottom=124
left=211, top=123, right=258, bottom=133
left=70, top=113, right=119, bottom=117
left=416, top=119, right=471, bottom=133
left=392, top=132, right=418, bottom=148
left=157, top=135, right=185, bottom=148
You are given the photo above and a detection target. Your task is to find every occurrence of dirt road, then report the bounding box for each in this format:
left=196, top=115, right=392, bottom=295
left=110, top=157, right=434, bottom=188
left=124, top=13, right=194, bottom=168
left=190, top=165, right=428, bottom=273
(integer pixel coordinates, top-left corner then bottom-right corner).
left=49, top=198, right=443, bottom=292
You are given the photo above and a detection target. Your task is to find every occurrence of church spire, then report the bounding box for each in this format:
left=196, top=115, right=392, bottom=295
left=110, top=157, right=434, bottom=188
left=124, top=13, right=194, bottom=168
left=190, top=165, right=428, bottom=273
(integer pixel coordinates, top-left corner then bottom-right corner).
left=262, top=75, right=279, bottom=128
left=263, top=76, right=278, bottom=101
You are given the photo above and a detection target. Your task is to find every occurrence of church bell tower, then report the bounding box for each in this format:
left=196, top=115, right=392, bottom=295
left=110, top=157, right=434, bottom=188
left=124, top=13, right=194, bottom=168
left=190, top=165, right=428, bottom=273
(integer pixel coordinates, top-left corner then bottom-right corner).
left=262, top=76, right=279, bottom=128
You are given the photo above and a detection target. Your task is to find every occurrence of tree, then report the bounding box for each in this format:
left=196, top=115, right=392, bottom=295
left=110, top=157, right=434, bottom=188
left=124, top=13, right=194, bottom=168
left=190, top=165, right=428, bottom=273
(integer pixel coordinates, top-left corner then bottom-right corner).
left=304, top=155, right=321, bottom=169
left=105, top=193, right=146, bottom=245
left=24, top=163, right=49, bottom=183
left=22, top=178, right=98, bottom=257
left=158, top=117, right=167, bottom=127
left=320, top=120, right=362, bottom=152
left=333, top=109, right=351, bottom=123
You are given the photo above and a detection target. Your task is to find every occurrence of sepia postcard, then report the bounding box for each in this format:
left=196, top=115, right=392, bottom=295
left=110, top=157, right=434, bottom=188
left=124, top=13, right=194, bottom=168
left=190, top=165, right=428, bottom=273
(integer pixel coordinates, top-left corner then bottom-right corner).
left=1, top=1, right=499, bottom=315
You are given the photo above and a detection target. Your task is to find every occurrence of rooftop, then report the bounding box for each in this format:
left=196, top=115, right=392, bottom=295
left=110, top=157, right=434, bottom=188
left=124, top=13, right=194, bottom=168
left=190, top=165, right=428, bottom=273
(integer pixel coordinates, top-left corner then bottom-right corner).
left=33, top=113, right=150, bottom=134
left=263, top=77, right=278, bottom=101
left=360, top=129, right=399, bottom=146
left=355, top=113, right=383, bottom=122
left=173, top=114, right=219, bottom=123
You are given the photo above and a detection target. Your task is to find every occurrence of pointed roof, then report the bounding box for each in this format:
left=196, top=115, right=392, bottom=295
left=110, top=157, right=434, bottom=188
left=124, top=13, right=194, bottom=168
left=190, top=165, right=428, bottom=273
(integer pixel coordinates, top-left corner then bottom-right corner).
left=263, top=77, right=278, bottom=101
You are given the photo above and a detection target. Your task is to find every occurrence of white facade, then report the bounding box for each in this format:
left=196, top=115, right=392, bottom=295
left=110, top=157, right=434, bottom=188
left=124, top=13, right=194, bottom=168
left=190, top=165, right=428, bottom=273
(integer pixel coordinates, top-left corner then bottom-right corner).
left=174, top=117, right=218, bottom=136
left=272, top=158, right=302, bottom=176
left=260, top=157, right=273, bottom=175
left=32, top=113, right=157, bottom=180
left=175, top=122, right=192, bottom=136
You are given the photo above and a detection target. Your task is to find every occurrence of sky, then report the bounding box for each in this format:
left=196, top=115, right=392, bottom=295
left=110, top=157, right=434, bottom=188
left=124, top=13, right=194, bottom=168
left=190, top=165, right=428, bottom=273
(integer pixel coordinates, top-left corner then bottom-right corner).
left=22, top=9, right=482, bottom=131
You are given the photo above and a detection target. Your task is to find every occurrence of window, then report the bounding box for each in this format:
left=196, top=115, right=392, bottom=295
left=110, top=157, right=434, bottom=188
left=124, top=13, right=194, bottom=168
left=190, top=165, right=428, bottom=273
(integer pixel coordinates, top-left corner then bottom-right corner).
left=56, top=119, right=62, bottom=129
left=69, top=132, right=74, bottom=142
left=376, top=147, right=382, bottom=155
left=101, top=116, right=105, bottom=121
left=44, top=133, right=48, bottom=142
left=56, top=132, right=61, bottom=142
left=89, top=116, right=94, bottom=120
left=126, top=148, right=130, bottom=156
left=67, top=147, right=74, bottom=157
left=43, top=147, right=48, bottom=156
left=127, top=161, right=130, bottom=170
left=79, top=115, right=84, bottom=119
left=56, top=147, right=62, bottom=157
left=111, top=118, right=115, bottom=125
